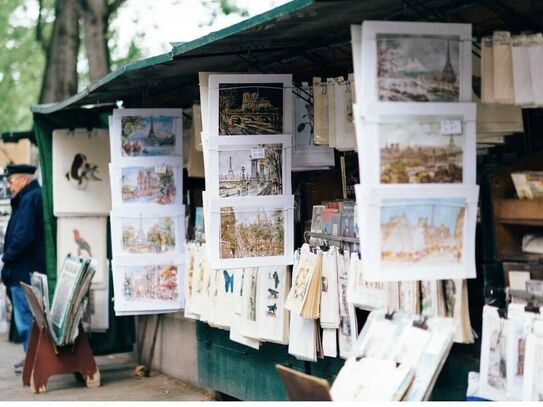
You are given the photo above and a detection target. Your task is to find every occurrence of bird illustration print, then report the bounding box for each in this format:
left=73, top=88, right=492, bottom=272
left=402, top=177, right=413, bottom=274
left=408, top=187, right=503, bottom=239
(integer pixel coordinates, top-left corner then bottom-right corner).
left=66, top=153, right=102, bottom=190
left=73, top=229, right=93, bottom=257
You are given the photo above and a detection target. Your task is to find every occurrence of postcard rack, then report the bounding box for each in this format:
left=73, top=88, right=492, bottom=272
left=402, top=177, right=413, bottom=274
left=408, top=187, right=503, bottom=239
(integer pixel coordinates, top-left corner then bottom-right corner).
left=303, top=231, right=360, bottom=245
left=22, top=322, right=100, bottom=393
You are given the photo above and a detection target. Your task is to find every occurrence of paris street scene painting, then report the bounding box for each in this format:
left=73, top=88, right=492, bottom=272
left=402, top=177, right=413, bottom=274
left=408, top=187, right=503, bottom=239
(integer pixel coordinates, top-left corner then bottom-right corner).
left=218, top=144, right=283, bottom=197
left=122, top=165, right=176, bottom=204
left=220, top=207, right=284, bottom=259
left=121, top=264, right=179, bottom=302
left=121, top=115, right=178, bottom=156
left=380, top=116, right=463, bottom=183
left=376, top=34, right=461, bottom=101
left=219, top=83, right=283, bottom=135
left=121, top=215, right=176, bottom=254
left=380, top=198, right=465, bottom=264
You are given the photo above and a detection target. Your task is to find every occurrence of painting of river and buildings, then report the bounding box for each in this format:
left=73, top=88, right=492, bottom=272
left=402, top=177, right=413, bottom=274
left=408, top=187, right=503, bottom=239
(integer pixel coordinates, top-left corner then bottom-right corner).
left=122, top=264, right=179, bottom=302
left=121, top=115, right=177, bottom=156
left=219, top=83, right=283, bottom=135
left=218, top=144, right=283, bottom=197
left=377, top=34, right=461, bottom=102
left=380, top=117, right=463, bottom=183
left=380, top=198, right=465, bottom=264
left=121, top=215, right=176, bottom=254
left=122, top=166, right=176, bottom=204
left=220, top=207, right=284, bottom=259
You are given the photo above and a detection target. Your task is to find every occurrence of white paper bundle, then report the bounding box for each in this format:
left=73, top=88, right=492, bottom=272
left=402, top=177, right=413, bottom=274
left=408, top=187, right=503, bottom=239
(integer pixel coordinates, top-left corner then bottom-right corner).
left=493, top=31, right=515, bottom=104
left=313, top=77, right=329, bottom=145
left=479, top=305, right=509, bottom=401
left=327, top=78, right=337, bottom=148
left=522, top=320, right=543, bottom=401
left=320, top=250, right=340, bottom=329
left=334, top=74, right=356, bottom=151
left=481, top=37, right=495, bottom=104
left=337, top=252, right=357, bottom=358
left=211, top=268, right=237, bottom=329
left=322, top=328, right=338, bottom=358
left=512, top=36, right=534, bottom=106
left=528, top=34, right=543, bottom=106
left=239, top=267, right=259, bottom=339
left=347, top=252, right=389, bottom=310
left=257, top=265, right=290, bottom=344
left=230, top=268, right=260, bottom=349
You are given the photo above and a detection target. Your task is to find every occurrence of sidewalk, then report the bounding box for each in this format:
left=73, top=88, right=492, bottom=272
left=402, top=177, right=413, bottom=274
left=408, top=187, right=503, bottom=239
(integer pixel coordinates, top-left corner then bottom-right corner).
left=0, top=334, right=214, bottom=401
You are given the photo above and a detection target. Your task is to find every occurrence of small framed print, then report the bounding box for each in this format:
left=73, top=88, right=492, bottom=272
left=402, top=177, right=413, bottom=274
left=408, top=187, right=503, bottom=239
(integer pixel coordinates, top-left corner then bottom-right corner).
left=357, top=102, right=476, bottom=185
left=360, top=21, right=472, bottom=103
left=53, top=129, right=111, bottom=216
left=208, top=74, right=293, bottom=137
left=110, top=205, right=185, bottom=261
left=112, top=256, right=184, bottom=315
left=207, top=134, right=292, bottom=198
left=109, top=158, right=183, bottom=207
left=355, top=184, right=478, bottom=281
left=110, top=108, right=183, bottom=163
left=206, top=195, right=294, bottom=269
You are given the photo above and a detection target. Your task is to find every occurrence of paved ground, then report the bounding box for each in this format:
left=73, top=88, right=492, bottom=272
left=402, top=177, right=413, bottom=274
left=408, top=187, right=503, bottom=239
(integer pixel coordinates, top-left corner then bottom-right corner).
left=0, top=334, right=214, bottom=401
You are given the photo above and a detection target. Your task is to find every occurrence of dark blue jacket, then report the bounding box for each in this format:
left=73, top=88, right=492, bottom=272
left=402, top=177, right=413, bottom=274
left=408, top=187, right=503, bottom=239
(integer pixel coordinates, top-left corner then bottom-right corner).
left=1, top=180, right=46, bottom=287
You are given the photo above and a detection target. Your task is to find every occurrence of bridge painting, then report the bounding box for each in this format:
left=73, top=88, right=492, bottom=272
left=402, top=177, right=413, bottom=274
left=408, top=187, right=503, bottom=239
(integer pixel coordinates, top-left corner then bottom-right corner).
left=219, top=83, right=283, bottom=135
left=218, top=144, right=283, bottom=197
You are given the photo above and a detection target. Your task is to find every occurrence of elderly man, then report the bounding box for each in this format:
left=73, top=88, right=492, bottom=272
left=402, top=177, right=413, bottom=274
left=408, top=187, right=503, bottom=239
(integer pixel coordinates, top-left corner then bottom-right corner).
left=1, top=164, right=45, bottom=373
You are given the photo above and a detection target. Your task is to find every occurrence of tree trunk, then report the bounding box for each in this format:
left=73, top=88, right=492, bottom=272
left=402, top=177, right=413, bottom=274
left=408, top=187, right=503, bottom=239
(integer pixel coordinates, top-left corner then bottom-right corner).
left=39, top=0, right=80, bottom=104
left=80, top=0, right=110, bottom=83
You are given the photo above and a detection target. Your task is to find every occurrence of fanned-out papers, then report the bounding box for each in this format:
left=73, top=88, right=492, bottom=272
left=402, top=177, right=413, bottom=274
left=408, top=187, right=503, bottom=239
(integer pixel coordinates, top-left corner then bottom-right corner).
left=22, top=254, right=95, bottom=347
left=340, top=309, right=455, bottom=401
left=284, top=244, right=322, bottom=319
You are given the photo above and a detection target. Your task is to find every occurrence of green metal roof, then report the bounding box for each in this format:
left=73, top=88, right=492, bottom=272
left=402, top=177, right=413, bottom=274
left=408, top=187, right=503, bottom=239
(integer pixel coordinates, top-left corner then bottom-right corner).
left=32, top=0, right=539, bottom=115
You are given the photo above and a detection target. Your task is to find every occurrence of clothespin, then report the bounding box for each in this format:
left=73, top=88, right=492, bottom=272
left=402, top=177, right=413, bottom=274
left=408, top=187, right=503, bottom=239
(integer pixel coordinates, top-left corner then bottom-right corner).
left=525, top=295, right=540, bottom=314
left=497, top=307, right=508, bottom=319
left=385, top=310, right=395, bottom=321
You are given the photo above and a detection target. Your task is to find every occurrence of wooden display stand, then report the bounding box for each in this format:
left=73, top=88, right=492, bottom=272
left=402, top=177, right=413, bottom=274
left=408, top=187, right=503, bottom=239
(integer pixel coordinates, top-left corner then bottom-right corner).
left=22, top=322, right=100, bottom=393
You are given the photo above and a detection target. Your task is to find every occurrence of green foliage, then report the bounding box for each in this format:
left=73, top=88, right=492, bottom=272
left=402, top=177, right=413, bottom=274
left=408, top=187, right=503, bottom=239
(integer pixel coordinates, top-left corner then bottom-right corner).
left=200, top=0, right=249, bottom=26
left=0, top=0, right=47, bottom=132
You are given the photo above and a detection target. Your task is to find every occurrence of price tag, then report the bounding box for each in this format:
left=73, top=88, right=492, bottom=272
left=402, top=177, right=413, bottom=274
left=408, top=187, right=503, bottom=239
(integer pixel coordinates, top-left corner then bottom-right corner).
left=440, top=120, right=462, bottom=135
left=250, top=147, right=266, bottom=159
left=154, top=165, right=167, bottom=174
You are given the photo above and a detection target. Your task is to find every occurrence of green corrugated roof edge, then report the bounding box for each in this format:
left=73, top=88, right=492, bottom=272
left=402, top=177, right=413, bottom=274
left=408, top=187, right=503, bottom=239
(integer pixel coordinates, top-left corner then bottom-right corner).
left=31, top=0, right=314, bottom=115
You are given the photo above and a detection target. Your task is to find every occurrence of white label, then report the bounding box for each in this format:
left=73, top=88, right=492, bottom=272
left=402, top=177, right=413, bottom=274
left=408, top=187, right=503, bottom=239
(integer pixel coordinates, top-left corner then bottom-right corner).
left=250, top=147, right=266, bottom=159
left=440, top=120, right=462, bottom=135
left=155, top=165, right=167, bottom=174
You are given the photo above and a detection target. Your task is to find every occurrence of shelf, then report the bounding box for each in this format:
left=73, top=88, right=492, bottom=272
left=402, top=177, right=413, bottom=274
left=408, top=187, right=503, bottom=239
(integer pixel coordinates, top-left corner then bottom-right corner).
left=494, top=199, right=543, bottom=226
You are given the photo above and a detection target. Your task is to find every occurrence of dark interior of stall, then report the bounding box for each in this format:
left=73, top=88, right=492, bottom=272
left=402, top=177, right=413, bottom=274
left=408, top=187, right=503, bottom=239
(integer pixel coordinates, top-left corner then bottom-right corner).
left=30, top=0, right=543, bottom=400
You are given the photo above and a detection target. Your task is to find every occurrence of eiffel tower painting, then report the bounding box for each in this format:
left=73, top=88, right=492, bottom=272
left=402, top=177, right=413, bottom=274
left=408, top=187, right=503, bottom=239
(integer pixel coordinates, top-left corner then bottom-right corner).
left=442, top=40, right=456, bottom=83
left=228, top=156, right=235, bottom=179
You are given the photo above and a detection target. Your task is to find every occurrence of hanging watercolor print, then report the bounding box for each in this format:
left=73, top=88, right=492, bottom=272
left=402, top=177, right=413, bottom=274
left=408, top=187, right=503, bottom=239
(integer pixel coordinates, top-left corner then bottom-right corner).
left=207, top=74, right=293, bottom=137
left=56, top=217, right=108, bottom=289
left=207, top=134, right=292, bottom=198
left=357, top=102, right=476, bottom=185
left=207, top=195, right=294, bottom=269
left=52, top=129, right=111, bottom=216
left=257, top=266, right=289, bottom=344
left=110, top=206, right=185, bottom=261
left=355, top=184, right=478, bottom=281
left=109, top=108, right=183, bottom=163
left=360, top=21, right=472, bottom=103
left=112, top=258, right=184, bottom=314
left=109, top=159, right=182, bottom=206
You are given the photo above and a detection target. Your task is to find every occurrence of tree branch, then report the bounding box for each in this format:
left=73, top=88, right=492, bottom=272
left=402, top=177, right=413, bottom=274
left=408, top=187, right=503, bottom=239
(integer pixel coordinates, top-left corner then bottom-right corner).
left=36, top=0, right=48, bottom=53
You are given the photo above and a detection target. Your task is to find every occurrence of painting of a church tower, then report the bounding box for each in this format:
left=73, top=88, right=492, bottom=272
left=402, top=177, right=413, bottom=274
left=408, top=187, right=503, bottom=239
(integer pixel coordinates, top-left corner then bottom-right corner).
left=218, top=83, right=283, bottom=135
left=219, top=207, right=285, bottom=259
left=122, top=165, right=176, bottom=204
left=218, top=144, right=283, bottom=197
left=121, top=115, right=178, bottom=156
left=376, top=34, right=460, bottom=101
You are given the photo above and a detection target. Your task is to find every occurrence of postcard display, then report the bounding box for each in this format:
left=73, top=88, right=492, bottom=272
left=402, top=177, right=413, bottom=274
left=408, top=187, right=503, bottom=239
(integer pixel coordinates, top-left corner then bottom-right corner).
left=185, top=73, right=296, bottom=348
left=108, top=109, right=186, bottom=316
left=52, top=129, right=111, bottom=331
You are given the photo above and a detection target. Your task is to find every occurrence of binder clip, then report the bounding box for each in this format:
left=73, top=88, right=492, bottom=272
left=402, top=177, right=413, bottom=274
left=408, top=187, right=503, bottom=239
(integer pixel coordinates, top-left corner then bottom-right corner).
left=385, top=310, right=395, bottom=321
left=413, top=316, right=428, bottom=330
left=525, top=296, right=540, bottom=314
left=497, top=307, right=508, bottom=319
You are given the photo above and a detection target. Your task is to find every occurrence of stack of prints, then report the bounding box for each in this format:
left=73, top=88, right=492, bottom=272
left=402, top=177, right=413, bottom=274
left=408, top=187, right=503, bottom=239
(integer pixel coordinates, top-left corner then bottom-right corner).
left=108, top=108, right=185, bottom=315
left=352, top=20, right=479, bottom=285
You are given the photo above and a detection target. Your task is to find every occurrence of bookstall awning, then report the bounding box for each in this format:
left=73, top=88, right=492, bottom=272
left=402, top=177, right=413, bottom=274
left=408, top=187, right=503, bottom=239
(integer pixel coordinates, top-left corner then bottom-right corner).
left=31, top=0, right=541, bottom=115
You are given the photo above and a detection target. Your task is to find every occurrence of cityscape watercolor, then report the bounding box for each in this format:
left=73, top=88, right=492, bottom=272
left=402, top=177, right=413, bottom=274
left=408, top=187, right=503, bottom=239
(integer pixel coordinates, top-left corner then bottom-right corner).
left=121, top=115, right=178, bottom=156
left=121, top=215, right=176, bottom=254
left=121, top=264, right=179, bottom=301
left=121, top=166, right=176, bottom=204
